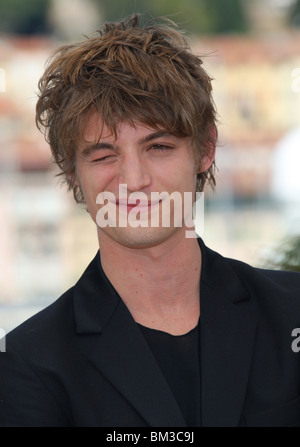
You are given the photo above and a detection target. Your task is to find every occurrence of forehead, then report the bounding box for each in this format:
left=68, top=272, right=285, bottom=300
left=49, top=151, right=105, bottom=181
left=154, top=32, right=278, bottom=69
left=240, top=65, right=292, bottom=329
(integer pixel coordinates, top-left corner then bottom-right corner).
left=80, top=112, right=172, bottom=145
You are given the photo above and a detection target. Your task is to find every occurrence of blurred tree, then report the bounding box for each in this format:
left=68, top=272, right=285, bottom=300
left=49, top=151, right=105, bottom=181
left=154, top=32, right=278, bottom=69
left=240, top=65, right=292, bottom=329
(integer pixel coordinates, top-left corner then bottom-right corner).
left=0, top=0, right=248, bottom=36
left=0, top=0, right=51, bottom=35
left=264, top=235, right=300, bottom=273
left=199, top=0, right=247, bottom=33
left=290, top=0, right=300, bottom=26
left=3, top=0, right=300, bottom=36
left=2, top=0, right=275, bottom=36
left=94, top=0, right=248, bottom=34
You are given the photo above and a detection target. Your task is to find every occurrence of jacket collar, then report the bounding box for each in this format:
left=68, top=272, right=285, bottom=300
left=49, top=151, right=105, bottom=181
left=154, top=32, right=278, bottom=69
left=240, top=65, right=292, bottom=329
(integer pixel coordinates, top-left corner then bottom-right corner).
left=199, top=238, right=258, bottom=426
left=73, top=250, right=186, bottom=426
left=73, top=252, right=119, bottom=334
left=72, top=238, right=257, bottom=427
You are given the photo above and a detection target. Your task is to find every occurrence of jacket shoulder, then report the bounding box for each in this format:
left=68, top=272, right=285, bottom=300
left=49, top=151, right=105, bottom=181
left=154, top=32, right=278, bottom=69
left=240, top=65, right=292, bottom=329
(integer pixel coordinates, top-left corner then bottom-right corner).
left=5, top=286, right=76, bottom=352
left=5, top=251, right=102, bottom=349
left=223, top=256, right=300, bottom=319
left=201, top=238, right=300, bottom=296
left=227, top=256, right=300, bottom=292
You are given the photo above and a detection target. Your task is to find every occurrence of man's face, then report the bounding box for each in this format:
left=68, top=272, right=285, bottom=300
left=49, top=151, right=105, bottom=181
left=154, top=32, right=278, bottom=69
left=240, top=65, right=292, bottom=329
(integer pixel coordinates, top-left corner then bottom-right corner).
left=75, top=113, right=204, bottom=249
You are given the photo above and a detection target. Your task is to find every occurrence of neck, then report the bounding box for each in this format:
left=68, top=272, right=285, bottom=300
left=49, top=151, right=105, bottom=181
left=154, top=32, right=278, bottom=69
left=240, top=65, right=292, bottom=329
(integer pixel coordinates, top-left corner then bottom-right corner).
left=98, top=229, right=202, bottom=335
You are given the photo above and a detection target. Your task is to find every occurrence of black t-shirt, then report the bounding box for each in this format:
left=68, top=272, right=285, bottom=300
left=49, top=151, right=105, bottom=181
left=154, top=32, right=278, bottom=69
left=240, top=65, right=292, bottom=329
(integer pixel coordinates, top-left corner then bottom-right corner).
left=137, top=320, right=201, bottom=427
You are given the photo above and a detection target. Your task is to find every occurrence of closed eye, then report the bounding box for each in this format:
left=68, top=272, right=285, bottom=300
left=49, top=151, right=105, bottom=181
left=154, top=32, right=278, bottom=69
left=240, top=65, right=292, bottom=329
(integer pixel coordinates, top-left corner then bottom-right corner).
left=91, top=154, right=116, bottom=163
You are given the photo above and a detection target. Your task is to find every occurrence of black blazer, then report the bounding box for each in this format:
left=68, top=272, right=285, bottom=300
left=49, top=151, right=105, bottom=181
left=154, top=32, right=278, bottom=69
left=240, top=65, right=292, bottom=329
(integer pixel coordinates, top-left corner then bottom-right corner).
left=1, top=238, right=300, bottom=427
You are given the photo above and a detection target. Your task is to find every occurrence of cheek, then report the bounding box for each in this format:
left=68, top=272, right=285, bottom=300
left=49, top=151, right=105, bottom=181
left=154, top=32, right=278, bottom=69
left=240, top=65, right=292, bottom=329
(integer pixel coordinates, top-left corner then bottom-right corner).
left=78, top=167, right=111, bottom=194
left=167, top=162, right=196, bottom=188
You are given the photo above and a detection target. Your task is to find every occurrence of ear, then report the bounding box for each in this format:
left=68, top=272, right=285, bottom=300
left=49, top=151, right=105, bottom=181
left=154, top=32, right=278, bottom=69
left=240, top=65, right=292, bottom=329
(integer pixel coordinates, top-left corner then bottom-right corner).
left=196, top=126, right=217, bottom=174
left=67, top=173, right=80, bottom=187
left=197, top=150, right=215, bottom=174
left=66, top=168, right=80, bottom=186
left=196, top=144, right=216, bottom=174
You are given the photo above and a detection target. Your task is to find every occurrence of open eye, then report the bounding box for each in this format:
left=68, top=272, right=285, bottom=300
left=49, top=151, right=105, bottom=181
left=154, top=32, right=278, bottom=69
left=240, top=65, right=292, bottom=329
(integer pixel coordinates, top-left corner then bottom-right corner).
left=149, top=144, right=172, bottom=152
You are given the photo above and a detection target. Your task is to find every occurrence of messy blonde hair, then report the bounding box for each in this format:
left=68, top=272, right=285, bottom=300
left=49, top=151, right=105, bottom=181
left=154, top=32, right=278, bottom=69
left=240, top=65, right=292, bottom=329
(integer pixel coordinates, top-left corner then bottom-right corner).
left=36, top=14, right=217, bottom=203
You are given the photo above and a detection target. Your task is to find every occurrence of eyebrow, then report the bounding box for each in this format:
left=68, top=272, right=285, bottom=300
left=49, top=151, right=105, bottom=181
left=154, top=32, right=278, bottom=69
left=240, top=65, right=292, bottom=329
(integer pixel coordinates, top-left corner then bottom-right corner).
left=81, top=142, right=115, bottom=159
left=81, top=131, right=173, bottom=158
left=138, top=131, right=173, bottom=144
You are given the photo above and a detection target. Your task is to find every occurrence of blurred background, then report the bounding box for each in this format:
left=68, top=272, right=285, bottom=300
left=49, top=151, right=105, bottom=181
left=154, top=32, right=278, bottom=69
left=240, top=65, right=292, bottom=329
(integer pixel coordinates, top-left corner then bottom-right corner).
left=1, top=0, right=300, bottom=331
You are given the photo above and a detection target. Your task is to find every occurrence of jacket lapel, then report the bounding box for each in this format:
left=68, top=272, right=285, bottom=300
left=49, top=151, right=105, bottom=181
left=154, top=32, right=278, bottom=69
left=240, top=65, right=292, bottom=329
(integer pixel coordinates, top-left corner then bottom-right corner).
left=89, top=300, right=186, bottom=426
left=73, top=253, right=186, bottom=427
left=73, top=240, right=258, bottom=427
left=199, top=241, right=258, bottom=426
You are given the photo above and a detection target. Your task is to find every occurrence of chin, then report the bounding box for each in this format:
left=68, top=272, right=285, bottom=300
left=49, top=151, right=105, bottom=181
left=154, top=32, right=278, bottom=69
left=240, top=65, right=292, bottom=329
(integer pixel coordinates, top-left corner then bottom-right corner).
left=98, top=226, right=182, bottom=249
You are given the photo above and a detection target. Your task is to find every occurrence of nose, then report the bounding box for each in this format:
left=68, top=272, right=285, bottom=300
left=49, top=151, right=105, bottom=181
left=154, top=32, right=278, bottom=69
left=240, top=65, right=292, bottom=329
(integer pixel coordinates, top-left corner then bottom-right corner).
left=119, top=152, right=151, bottom=192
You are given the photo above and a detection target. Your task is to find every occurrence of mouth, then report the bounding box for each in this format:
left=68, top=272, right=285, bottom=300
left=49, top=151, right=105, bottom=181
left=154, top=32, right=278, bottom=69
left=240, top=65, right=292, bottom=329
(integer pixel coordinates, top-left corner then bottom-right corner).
left=116, top=199, right=161, bottom=213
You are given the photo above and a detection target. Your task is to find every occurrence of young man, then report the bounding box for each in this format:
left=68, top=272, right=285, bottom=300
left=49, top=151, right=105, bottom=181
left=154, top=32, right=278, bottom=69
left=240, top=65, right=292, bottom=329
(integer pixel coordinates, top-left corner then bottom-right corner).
left=0, top=15, right=300, bottom=427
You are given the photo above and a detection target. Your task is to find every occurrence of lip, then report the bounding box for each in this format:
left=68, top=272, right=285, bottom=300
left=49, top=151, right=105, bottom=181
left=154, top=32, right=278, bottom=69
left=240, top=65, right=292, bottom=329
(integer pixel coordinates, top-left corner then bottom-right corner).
left=116, top=199, right=160, bottom=206
left=115, top=199, right=161, bottom=211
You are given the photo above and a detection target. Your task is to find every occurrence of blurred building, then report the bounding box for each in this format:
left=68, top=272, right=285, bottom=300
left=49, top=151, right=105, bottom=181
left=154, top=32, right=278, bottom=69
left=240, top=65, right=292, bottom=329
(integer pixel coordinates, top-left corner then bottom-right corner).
left=48, top=0, right=102, bottom=41
left=1, top=27, right=300, bottom=314
left=0, top=37, right=98, bottom=310
left=194, top=31, right=300, bottom=200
